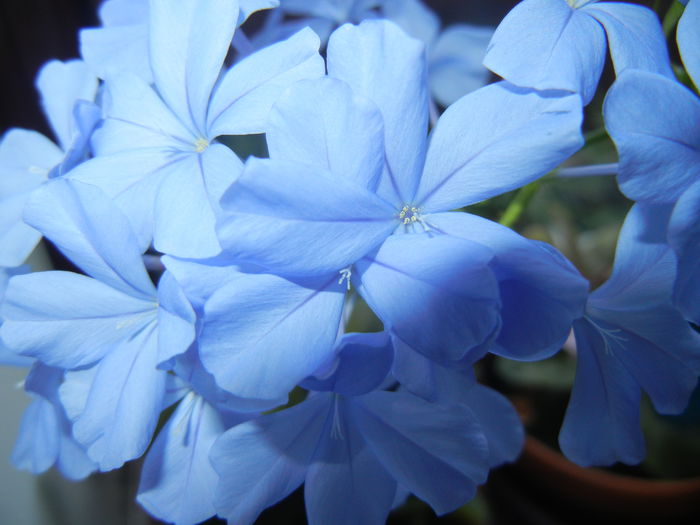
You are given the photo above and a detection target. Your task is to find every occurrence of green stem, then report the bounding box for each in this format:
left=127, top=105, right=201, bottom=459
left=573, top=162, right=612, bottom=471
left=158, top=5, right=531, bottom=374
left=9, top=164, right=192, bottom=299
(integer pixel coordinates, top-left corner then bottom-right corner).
left=499, top=180, right=542, bottom=228
left=662, top=1, right=685, bottom=38
left=583, top=127, right=608, bottom=147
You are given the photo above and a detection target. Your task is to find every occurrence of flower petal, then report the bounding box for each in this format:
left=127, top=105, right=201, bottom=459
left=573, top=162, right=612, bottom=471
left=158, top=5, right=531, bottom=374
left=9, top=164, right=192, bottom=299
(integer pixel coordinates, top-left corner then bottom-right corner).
left=584, top=2, right=673, bottom=80
left=149, top=0, right=240, bottom=133
left=417, top=83, right=583, bottom=211
left=356, top=233, right=500, bottom=363
left=1, top=271, right=156, bottom=369
left=678, top=0, right=700, bottom=87
left=211, top=394, right=330, bottom=525
left=199, top=271, right=345, bottom=400
left=327, top=20, right=429, bottom=204
left=266, top=77, right=385, bottom=191
left=604, top=70, right=700, bottom=204
left=559, top=318, right=645, bottom=466
left=669, top=180, right=700, bottom=321
left=483, top=0, right=606, bottom=104
left=207, top=27, right=324, bottom=137
left=218, top=158, right=397, bottom=276
left=355, top=391, right=489, bottom=515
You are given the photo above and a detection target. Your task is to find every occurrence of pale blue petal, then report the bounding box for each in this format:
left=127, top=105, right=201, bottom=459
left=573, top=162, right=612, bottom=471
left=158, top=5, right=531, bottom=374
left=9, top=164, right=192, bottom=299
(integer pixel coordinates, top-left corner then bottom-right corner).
left=356, top=391, right=489, bottom=515
left=483, top=0, right=606, bottom=104
left=381, top=0, right=440, bottom=45
left=211, top=394, right=330, bottom=525
left=305, top=396, right=396, bottom=525
left=94, top=73, right=195, bottom=155
left=604, top=70, right=700, bottom=204
left=356, top=234, right=500, bottom=363
left=156, top=271, right=196, bottom=367
left=173, top=347, right=285, bottom=413
left=678, top=0, right=700, bottom=87
left=52, top=100, right=102, bottom=178
left=327, top=20, right=429, bottom=204
left=1, top=271, right=157, bottom=368
left=99, top=0, right=148, bottom=26
left=588, top=307, right=700, bottom=415
left=64, top=325, right=167, bottom=470
left=590, top=203, right=673, bottom=308
left=149, top=0, right=240, bottom=134
left=161, top=256, right=241, bottom=314
left=266, top=77, right=385, bottom=190
left=152, top=151, right=227, bottom=258
left=559, top=318, right=645, bottom=466
left=35, top=59, right=98, bottom=151
left=669, top=180, right=700, bottom=321
left=200, top=271, right=345, bottom=399
left=417, top=83, right=583, bottom=211
left=428, top=212, right=588, bottom=360
left=302, top=332, right=393, bottom=395
left=392, top=337, right=478, bottom=403
left=23, top=178, right=156, bottom=298
left=584, top=2, right=674, bottom=80
left=207, top=28, right=324, bottom=136
left=68, top=150, right=175, bottom=252
left=217, top=158, right=397, bottom=276
left=55, top=428, right=97, bottom=481
left=11, top=397, right=60, bottom=475
left=138, top=393, right=226, bottom=525
left=0, top=129, right=60, bottom=266
left=463, top=385, right=524, bottom=467
left=428, top=24, right=494, bottom=107
left=80, top=24, right=153, bottom=83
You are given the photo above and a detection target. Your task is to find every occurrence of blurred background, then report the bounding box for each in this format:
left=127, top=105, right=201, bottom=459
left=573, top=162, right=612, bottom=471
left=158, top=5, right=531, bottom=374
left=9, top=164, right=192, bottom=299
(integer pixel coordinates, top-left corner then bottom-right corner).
left=2, top=1, right=698, bottom=524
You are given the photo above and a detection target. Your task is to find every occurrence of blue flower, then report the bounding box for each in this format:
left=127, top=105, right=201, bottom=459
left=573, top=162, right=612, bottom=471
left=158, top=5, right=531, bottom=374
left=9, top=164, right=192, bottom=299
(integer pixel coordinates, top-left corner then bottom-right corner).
left=1, top=179, right=195, bottom=469
left=209, top=333, right=521, bottom=524
left=80, top=0, right=279, bottom=82
left=604, top=0, right=700, bottom=321
left=560, top=204, right=700, bottom=466
left=68, top=0, right=324, bottom=258
left=0, top=59, right=98, bottom=267
left=484, top=0, right=674, bottom=104
left=217, top=20, right=587, bottom=365
left=254, top=0, right=494, bottom=106
left=11, top=363, right=96, bottom=480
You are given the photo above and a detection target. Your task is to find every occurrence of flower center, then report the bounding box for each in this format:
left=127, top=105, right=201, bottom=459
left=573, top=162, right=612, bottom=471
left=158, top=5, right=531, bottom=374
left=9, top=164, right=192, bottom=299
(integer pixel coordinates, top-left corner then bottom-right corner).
left=399, top=205, right=421, bottom=225
left=194, top=137, right=209, bottom=153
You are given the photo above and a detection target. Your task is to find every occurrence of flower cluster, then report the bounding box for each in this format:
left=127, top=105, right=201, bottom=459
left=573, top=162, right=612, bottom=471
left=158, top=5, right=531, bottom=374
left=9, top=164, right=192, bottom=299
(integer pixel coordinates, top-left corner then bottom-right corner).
left=0, top=0, right=698, bottom=524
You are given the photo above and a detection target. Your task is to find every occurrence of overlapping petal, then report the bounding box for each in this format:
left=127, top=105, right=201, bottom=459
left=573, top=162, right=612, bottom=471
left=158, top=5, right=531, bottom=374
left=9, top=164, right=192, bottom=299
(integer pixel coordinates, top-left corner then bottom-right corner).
left=149, top=0, right=240, bottom=134
left=327, top=20, right=429, bottom=204
left=266, top=77, right=385, bottom=190
left=218, top=158, right=397, bottom=276
left=428, top=213, right=588, bottom=360
left=207, top=28, right=325, bottom=137
left=199, top=270, right=345, bottom=399
left=605, top=70, right=700, bottom=204
left=355, top=234, right=500, bottom=363
left=483, top=0, right=606, bottom=104
left=669, top=180, right=700, bottom=321
left=678, top=0, right=700, bottom=86
left=559, top=317, right=645, bottom=466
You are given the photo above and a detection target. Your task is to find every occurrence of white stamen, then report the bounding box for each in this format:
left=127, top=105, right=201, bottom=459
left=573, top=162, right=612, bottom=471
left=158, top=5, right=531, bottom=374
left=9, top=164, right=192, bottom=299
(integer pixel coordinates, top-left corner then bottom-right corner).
left=338, top=267, right=352, bottom=291
left=194, top=138, right=209, bottom=153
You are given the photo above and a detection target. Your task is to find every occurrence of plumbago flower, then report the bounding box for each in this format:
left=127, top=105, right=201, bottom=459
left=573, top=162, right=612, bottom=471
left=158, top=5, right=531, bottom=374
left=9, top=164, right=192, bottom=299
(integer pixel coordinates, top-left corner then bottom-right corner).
left=208, top=18, right=588, bottom=403
left=0, top=179, right=196, bottom=470
left=68, top=0, right=324, bottom=258
left=210, top=332, right=524, bottom=524
left=0, top=59, right=98, bottom=267
left=254, top=0, right=495, bottom=106
left=79, top=0, right=280, bottom=82
left=11, top=363, right=97, bottom=481
left=560, top=204, right=700, bottom=466
left=604, top=0, right=700, bottom=322
left=484, top=0, right=674, bottom=104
